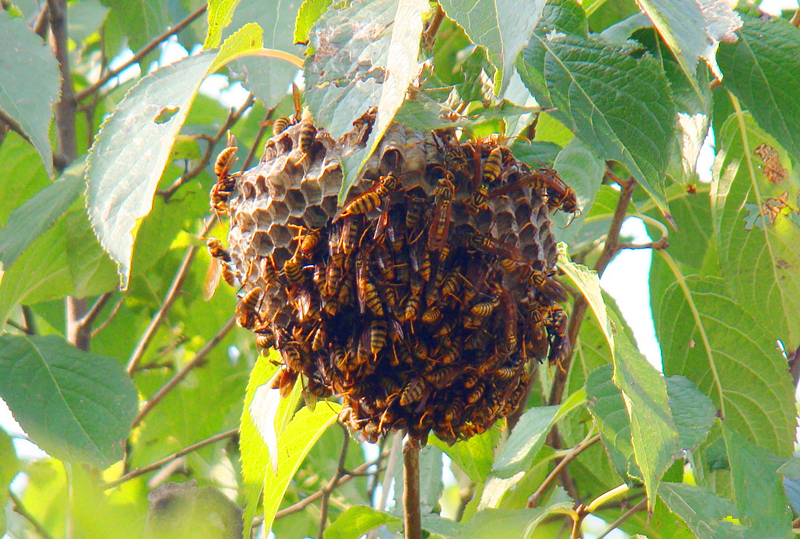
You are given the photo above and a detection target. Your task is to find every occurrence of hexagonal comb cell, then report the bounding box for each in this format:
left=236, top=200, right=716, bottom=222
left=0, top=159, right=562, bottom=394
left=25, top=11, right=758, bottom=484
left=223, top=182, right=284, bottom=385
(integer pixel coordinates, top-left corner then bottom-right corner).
left=221, top=117, right=576, bottom=444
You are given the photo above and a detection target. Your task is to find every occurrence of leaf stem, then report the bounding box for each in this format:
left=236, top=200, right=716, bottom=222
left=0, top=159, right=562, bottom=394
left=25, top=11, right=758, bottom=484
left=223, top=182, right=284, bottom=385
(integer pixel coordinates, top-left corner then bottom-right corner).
left=317, top=425, right=350, bottom=538
left=527, top=433, right=601, bottom=508
left=132, top=316, right=236, bottom=426
left=101, top=428, right=238, bottom=489
left=74, top=4, right=208, bottom=101
left=90, top=296, right=125, bottom=338
left=10, top=490, right=54, bottom=539
left=585, top=483, right=630, bottom=514
left=403, top=435, right=423, bottom=539
left=594, top=498, right=646, bottom=539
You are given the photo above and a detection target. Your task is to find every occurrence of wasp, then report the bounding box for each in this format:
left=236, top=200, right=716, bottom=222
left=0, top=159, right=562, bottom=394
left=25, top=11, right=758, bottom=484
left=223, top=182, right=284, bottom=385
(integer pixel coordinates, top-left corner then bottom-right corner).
left=236, top=287, right=262, bottom=329
left=255, top=331, right=275, bottom=351
left=470, top=295, right=500, bottom=318
left=525, top=307, right=550, bottom=362
left=311, top=325, right=327, bottom=352
left=427, top=177, right=455, bottom=252
left=295, top=227, right=323, bottom=257
left=410, top=240, right=431, bottom=281
left=202, top=238, right=236, bottom=300
left=273, top=82, right=302, bottom=136
left=400, top=377, right=426, bottom=407
left=271, top=367, right=298, bottom=398
left=261, top=255, right=278, bottom=287
left=421, top=306, right=442, bottom=325
left=438, top=339, right=460, bottom=365
left=465, top=232, right=524, bottom=263
left=339, top=216, right=360, bottom=255
left=292, top=288, right=320, bottom=323
left=501, top=292, right=519, bottom=354
left=272, top=116, right=291, bottom=136
left=493, top=367, right=517, bottom=380
left=369, top=320, right=388, bottom=357
left=404, top=194, right=427, bottom=236
left=424, top=367, right=454, bottom=389
left=525, top=269, right=568, bottom=303
left=283, top=254, right=306, bottom=285
left=467, top=382, right=485, bottom=404
left=356, top=252, right=384, bottom=316
left=338, top=173, right=402, bottom=219
left=296, top=110, right=317, bottom=164
left=545, top=304, right=570, bottom=367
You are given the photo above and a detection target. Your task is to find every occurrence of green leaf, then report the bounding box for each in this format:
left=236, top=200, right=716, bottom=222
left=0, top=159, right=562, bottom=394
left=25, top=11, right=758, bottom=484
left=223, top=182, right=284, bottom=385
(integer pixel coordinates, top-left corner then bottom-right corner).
left=665, top=375, right=715, bottom=451
left=393, top=444, right=444, bottom=515
left=431, top=428, right=498, bottom=484
left=261, top=404, right=340, bottom=535
left=0, top=335, right=137, bottom=468
left=68, top=0, right=109, bottom=43
left=0, top=427, right=18, bottom=535
left=87, top=26, right=263, bottom=289
left=224, top=0, right=303, bottom=106
left=294, top=0, right=332, bottom=45
left=550, top=139, right=604, bottom=242
left=0, top=10, right=60, bottom=177
left=492, top=388, right=585, bottom=478
left=711, top=111, right=800, bottom=346
left=0, top=160, right=83, bottom=269
left=586, top=365, right=639, bottom=481
left=439, top=0, right=546, bottom=94
left=717, top=14, right=800, bottom=165
left=657, top=272, right=796, bottom=456
left=635, top=0, right=740, bottom=81
left=611, top=309, right=679, bottom=510
left=659, top=482, right=744, bottom=539
left=723, top=424, right=793, bottom=538
left=778, top=457, right=800, bottom=480
left=557, top=243, right=612, bottom=351
left=517, top=16, right=676, bottom=214
left=0, top=132, right=50, bottom=226
left=324, top=505, right=400, bottom=539
left=100, top=0, right=170, bottom=51
left=458, top=503, right=573, bottom=539
left=240, top=352, right=301, bottom=539
left=204, top=0, right=241, bottom=48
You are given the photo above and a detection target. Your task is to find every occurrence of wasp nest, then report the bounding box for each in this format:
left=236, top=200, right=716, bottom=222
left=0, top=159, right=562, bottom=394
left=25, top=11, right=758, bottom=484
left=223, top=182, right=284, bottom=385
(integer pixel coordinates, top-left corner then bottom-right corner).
left=210, top=110, right=576, bottom=444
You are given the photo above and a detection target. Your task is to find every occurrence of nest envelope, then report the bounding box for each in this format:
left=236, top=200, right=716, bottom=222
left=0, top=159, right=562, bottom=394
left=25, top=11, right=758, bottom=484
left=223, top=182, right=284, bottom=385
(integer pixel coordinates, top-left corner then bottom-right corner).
left=212, top=112, right=574, bottom=444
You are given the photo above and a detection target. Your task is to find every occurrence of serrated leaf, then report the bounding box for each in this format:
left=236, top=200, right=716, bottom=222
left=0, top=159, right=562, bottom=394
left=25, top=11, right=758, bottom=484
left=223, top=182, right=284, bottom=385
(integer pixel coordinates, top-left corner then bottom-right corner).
left=0, top=132, right=50, bottom=226
left=324, top=506, right=400, bottom=539
left=294, top=0, right=332, bottom=45
left=659, top=482, right=744, bottom=539
left=636, top=0, right=740, bottom=82
left=458, top=502, right=573, bottom=539
left=517, top=20, right=676, bottom=214
left=492, top=388, right=585, bottom=478
left=711, top=111, right=800, bottom=346
left=717, top=14, right=800, bottom=165
left=557, top=243, right=612, bottom=351
left=657, top=273, right=796, bottom=456
left=0, top=335, right=137, bottom=468
left=240, top=352, right=301, bottom=539
left=261, top=404, right=340, bottom=535
left=87, top=26, right=263, bottom=289
left=0, top=160, right=83, bottom=269
left=0, top=10, right=60, bottom=177
left=550, top=139, right=603, bottom=242
left=666, top=375, right=715, bottom=451
left=431, top=428, right=498, bottom=484
left=439, top=0, right=546, bottom=94
left=392, top=444, right=444, bottom=516
left=204, top=0, right=241, bottom=48
left=611, top=309, right=679, bottom=510
left=0, top=427, right=18, bottom=535
left=723, top=424, right=793, bottom=538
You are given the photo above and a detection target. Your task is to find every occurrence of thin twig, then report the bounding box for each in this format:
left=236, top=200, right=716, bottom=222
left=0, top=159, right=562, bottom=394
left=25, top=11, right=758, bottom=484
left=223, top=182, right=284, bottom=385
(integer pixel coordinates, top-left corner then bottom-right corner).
left=367, top=432, right=401, bottom=539
left=549, top=177, right=635, bottom=408
left=242, top=106, right=278, bottom=170
left=158, top=94, right=256, bottom=201
left=133, top=316, right=236, bottom=426
left=126, top=218, right=213, bottom=373
left=790, top=8, right=799, bottom=27
left=527, top=433, right=601, bottom=508
left=274, top=451, right=389, bottom=520
left=403, top=436, right=422, bottom=539
left=367, top=436, right=387, bottom=502
left=0, top=109, right=32, bottom=145
left=90, top=297, right=125, bottom=338
left=594, top=498, right=647, bottom=539
left=10, top=490, right=54, bottom=539
left=33, top=3, right=50, bottom=38
left=102, top=428, right=238, bottom=490
left=76, top=292, right=114, bottom=333
left=74, top=4, right=207, bottom=101
left=317, top=426, right=350, bottom=539
left=421, top=3, right=445, bottom=50
left=616, top=238, right=669, bottom=251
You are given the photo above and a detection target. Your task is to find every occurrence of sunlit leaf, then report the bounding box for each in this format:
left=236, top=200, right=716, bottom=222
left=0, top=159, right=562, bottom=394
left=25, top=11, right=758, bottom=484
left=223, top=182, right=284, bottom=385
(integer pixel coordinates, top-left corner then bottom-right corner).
left=101, top=0, right=170, bottom=51
left=204, top=0, right=241, bottom=48
left=659, top=482, right=744, bottom=539
left=718, top=14, right=800, bottom=165
left=657, top=273, right=796, bottom=456
left=0, top=10, right=60, bottom=176
left=711, top=111, right=800, bottom=346
left=439, top=0, right=546, bottom=94
left=0, top=428, right=18, bottom=535
left=295, top=0, right=332, bottom=45
left=0, top=335, right=137, bottom=468
left=431, top=429, right=498, bottom=484
left=324, top=505, right=400, bottom=539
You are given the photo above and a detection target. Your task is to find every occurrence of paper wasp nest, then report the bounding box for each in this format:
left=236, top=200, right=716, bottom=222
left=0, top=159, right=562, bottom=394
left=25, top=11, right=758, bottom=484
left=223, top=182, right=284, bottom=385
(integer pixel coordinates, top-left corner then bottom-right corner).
left=212, top=111, right=575, bottom=444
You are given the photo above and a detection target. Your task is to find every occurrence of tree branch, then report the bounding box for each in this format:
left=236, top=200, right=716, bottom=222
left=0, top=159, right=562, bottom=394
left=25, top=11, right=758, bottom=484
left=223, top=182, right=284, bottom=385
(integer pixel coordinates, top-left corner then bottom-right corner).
left=133, top=316, right=236, bottom=426
left=33, top=2, right=49, bottom=38
left=10, top=490, right=54, bottom=539
left=403, top=436, right=422, bottom=539
left=90, top=297, right=125, bottom=338
left=317, top=426, right=350, bottom=538
left=126, top=217, right=214, bottom=373
left=273, top=451, right=389, bottom=520
left=158, top=94, right=256, bottom=201
left=76, top=292, right=114, bottom=333
left=527, top=433, right=601, bottom=508
left=549, top=177, right=636, bottom=407
left=594, top=498, right=646, bottom=539
left=101, top=428, right=238, bottom=490
left=74, top=4, right=207, bottom=101
left=616, top=238, right=669, bottom=251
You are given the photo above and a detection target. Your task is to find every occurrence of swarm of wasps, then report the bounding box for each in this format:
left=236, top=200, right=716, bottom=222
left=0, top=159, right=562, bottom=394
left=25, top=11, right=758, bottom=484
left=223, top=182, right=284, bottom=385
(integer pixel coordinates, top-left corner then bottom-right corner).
left=207, top=106, right=577, bottom=444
